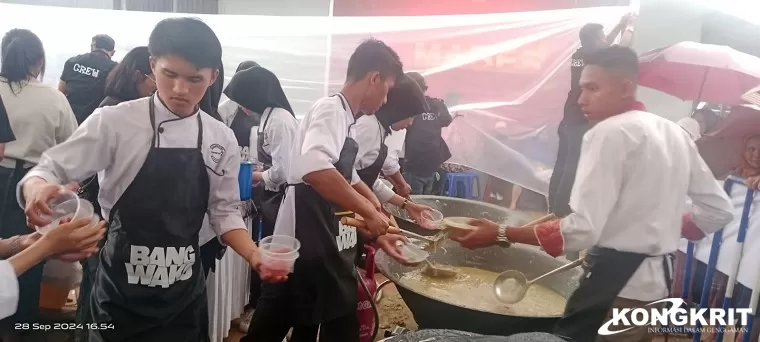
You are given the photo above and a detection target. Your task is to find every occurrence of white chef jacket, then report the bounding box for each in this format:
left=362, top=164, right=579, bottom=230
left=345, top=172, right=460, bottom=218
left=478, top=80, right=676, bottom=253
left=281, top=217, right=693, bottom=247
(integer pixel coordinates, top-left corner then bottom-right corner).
left=274, top=95, right=361, bottom=236
left=257, top=107, right=298, bottom=192
left=677, top=117, right=702, bottom=141
left=680, top=180, right=760, bottom=290
left=218, top=98, right=240, bottom=127
left=17, top=96, right=246, bottom=239
left=542, top=110, right=733, bottom=301
left=351, top=115, right=399, bottom=204
left=0, top=260, right=18, bottom=319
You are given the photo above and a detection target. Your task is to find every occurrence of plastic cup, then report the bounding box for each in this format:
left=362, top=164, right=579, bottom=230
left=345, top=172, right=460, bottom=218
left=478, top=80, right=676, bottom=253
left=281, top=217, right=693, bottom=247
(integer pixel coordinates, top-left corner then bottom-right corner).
left=38, top=191, right=97, bottom=235
left=419, top=209, right=444, bottom=230
left=258, top=235, right=301, bottom=275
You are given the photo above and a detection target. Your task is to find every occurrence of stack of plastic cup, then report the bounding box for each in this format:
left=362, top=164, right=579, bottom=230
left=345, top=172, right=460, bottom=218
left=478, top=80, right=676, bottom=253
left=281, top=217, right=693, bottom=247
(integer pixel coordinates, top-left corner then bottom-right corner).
left=258, top=235, right=301, bottom=275
left=419, top=209, right=444, bottom=230
left=38, top=190, right=98, bottom=235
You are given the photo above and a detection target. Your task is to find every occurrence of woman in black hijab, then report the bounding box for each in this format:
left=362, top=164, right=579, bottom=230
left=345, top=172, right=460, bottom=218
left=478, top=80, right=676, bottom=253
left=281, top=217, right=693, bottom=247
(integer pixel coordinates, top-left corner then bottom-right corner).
left=224, top=66, right=298, bottom=331
left=199, top=62, right=225, bottom=122
left=218, top=60, right=261, bottom=128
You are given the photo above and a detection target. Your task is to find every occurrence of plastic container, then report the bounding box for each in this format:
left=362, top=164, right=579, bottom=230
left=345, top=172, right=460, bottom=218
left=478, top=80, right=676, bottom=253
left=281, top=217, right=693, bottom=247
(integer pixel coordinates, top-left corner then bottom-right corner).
left=258, top=235, right=301, bottom=275
left=418, top=209, right=444, bottom=230
left=442, top=217, right=478, bottom=240
left=38, top=191, right=97, bottom=235
left=239, top=161, right=253, bottom=200
left=396, top=241, right=429, bottom=265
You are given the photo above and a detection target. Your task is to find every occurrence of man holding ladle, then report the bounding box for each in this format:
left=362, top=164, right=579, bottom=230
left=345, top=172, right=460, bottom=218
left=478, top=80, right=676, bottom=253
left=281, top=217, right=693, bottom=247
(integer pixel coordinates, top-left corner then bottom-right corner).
left=450, top=46, right=733, bottom=342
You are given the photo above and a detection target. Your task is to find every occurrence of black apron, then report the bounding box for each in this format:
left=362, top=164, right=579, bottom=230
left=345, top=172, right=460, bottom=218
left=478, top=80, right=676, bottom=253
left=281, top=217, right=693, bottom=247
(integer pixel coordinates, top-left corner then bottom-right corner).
left=354, top=120, right=388, bottom=264
left=553, top=247, right=672, bottom=341
left=289, top=93, right=360, bottom=325
left=356, top=119, right=388, bottom=188
left=229, top=106, right=260, bottom=160
left=255, top=108, right=284, bottom=238
left=87, top=95, right=210, bottom=342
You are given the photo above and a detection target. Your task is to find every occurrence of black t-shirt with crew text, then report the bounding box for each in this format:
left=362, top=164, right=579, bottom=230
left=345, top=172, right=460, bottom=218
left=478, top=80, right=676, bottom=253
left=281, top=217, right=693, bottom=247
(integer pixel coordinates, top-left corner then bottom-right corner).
left=60, top=51, right=117, bottom=124
left=563, top=47, right=593, bottom=124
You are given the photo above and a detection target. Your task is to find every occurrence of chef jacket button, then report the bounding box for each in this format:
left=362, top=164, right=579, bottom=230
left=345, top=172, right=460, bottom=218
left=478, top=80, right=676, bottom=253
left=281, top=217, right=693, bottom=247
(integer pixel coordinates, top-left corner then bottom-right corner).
left=158, top=127, right=165, bottom=133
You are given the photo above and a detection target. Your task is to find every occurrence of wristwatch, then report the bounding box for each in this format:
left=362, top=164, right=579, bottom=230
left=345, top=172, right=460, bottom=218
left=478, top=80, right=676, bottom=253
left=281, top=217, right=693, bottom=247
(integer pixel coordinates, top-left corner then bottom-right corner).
left=496, top=223, right=511, bottom=248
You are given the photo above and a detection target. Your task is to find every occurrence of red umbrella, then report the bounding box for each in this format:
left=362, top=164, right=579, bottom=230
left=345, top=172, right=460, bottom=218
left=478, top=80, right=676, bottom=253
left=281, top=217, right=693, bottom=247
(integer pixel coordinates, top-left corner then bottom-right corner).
left=639, top=41, right=760, bottom=105
left=697, top=105, right=760, bottom=177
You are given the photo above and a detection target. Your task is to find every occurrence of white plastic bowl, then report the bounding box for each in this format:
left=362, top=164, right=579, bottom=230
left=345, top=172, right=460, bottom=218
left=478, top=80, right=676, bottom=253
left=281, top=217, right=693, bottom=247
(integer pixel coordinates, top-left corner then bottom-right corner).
left=258, top=235, right=301, bottom=274
left=397, top=241, right=430, bottom=265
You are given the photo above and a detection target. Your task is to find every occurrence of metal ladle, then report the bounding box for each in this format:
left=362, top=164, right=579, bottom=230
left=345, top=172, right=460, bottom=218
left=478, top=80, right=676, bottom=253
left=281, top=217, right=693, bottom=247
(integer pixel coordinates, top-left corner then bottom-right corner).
left=494, top=258, right=584, bottom=304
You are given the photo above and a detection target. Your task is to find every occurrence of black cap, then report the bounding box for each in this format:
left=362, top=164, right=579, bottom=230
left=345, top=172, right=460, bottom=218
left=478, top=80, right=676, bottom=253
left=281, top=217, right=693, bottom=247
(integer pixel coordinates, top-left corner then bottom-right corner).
left=406, top=71, right=427, bottom=91
left=92, top=34, right=115, bottom=51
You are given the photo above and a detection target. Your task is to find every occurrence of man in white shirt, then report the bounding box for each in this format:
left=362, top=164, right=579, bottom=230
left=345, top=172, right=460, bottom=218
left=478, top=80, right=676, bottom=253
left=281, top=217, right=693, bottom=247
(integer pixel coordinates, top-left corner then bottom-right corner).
left=242, top=38, right=399, bottom=342
left=17, top=18, right=283, bottom=342
left=453, top=46, right=734, bottom=342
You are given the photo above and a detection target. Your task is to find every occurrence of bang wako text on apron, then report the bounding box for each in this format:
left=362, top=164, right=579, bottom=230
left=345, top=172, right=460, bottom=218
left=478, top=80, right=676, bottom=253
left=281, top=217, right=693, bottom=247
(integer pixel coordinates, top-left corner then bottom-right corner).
left=127, top=245, right=196, bottom=288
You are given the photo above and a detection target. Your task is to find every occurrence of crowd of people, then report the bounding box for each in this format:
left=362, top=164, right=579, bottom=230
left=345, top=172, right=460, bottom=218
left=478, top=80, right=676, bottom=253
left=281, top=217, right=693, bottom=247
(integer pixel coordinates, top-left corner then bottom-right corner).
left=0, top=11, right=755, bottom=342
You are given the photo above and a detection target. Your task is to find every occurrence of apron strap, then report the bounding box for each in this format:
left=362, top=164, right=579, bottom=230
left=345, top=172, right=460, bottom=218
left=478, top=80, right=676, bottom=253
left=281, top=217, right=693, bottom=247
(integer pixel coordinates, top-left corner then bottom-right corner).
left=259, top=107, right=275, bottom=133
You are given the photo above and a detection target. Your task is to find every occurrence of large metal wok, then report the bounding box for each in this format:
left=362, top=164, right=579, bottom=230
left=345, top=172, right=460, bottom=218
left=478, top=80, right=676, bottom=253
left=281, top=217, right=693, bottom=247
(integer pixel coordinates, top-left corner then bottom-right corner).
left=378, top=196, right=581, bottom=336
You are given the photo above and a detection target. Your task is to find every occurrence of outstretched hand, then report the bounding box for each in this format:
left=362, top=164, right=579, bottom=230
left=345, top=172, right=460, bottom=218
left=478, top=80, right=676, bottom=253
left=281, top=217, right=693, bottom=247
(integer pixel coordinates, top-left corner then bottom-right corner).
left=451, top=218, right=499, bottom=250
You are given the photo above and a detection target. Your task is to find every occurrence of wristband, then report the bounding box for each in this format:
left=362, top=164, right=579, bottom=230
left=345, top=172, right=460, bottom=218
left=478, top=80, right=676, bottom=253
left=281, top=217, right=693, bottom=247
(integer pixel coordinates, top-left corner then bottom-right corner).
left=401, top=198, right=408, bottom=210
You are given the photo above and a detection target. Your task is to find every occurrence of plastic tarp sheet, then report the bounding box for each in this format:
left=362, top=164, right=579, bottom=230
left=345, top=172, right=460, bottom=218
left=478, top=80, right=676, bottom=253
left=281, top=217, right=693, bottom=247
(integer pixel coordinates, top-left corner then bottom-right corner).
left=0, top=3, right=630, bottom=195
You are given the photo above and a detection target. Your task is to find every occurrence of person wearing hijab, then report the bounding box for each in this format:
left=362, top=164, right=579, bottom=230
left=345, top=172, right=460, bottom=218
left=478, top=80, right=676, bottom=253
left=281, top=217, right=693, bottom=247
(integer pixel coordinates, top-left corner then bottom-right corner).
left=672, top=134, right=760, bottom=342
left=218, top=60, right=262, bottom=131
left=199, top=62, right=225, bottom=122
left=223, top=66, right=298, bottom=330
left=73, top=45, right=156, bottom=342
left=352, top=74, right=433, bottom=219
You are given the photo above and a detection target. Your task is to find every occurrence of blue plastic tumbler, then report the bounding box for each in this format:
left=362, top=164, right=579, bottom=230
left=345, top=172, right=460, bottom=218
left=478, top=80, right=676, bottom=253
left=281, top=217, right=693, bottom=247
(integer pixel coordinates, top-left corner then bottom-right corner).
left=239, top=161, right=253, bottom=200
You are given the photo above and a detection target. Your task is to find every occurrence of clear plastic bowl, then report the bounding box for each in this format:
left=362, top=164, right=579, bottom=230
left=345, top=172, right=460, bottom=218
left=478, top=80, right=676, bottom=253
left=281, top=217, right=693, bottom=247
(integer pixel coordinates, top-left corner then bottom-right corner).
left=397, top=241, right=429, bottom=265
left=419, top=209, right=444, bottom=230
left=259, top=251, right=299, bottom=275
left=38, top=191, right=97, bottom=235
left=258, top=235, right=301, bottom=275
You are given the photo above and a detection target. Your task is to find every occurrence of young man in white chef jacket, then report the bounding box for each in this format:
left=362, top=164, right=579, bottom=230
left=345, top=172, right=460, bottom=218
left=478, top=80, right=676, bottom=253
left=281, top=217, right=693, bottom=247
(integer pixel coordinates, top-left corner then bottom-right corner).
left=242, top=39, right=401, bottom=342
left=453, top=46, right=734, bottom=342
left=17, top=18, right=284, bottom=342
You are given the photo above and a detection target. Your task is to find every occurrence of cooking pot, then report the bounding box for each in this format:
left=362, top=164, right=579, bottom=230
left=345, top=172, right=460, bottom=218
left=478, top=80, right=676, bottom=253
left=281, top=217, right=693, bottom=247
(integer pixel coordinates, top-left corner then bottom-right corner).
left=378, top=196, right=581, bottom=336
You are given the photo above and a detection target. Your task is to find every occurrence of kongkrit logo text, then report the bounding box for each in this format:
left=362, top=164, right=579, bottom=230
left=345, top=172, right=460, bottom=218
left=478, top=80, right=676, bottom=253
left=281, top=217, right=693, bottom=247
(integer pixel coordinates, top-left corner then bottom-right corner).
left=598, top=298, right=752, bottom=336
left=126, top=245, right=195, bottom=288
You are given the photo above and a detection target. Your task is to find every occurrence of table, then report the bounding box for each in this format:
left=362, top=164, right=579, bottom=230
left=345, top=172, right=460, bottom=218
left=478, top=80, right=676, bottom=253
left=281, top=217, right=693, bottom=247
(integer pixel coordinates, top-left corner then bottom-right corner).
left=206, top=216, right=253, bottom=342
